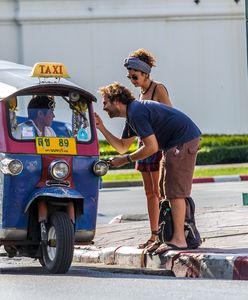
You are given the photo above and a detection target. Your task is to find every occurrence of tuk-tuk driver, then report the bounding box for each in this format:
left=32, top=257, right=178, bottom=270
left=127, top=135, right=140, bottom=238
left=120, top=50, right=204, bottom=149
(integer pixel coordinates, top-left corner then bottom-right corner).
left=14, top=95, right=56, bottom=139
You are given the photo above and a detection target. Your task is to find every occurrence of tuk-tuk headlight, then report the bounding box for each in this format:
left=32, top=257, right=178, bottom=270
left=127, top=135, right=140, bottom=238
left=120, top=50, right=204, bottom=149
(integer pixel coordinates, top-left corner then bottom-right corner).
left=9, top=160, right=23, bottom=175
left=0, top=158, right=23, bottom=175
left=93, top=160, right=109, bottom=176
left=50, top=160, right=69, bottom=180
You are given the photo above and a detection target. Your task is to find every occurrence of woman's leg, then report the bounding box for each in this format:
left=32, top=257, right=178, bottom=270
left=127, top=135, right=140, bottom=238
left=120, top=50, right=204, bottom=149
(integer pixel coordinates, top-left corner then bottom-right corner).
left=141, top=171, right=160, bottom=241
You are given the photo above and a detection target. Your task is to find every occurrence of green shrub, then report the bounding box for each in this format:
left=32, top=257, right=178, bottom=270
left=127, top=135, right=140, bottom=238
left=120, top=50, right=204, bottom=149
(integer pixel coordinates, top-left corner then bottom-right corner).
left=196, top=135, right=248, bottom=165
left=200, top=134, right=248, bottom=147
left=197, top=145, right=248, bottom=165
left=99, top=140, right=138, bottom=156
left=99, top=135, right=248, bottom=166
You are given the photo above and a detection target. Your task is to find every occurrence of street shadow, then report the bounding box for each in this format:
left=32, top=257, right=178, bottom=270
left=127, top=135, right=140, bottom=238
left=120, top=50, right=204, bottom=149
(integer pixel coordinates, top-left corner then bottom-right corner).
left=0, top=264, right=175, bottom=280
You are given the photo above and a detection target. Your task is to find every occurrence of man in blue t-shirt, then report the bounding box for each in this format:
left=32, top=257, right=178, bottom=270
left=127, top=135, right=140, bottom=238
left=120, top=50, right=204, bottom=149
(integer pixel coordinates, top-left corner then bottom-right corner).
left=95, top=82, right=201, bottom=252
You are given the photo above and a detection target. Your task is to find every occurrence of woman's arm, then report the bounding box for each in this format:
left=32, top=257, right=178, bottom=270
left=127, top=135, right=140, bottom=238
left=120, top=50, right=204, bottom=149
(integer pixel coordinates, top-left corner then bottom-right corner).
left=154, top=84, right=172, bottom=106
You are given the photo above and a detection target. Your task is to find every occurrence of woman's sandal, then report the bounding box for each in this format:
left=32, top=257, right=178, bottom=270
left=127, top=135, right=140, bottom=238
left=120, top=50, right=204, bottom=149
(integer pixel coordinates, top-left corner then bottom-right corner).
left=146, top=240, right=162, bottom=253
left=137, top=230, right=159, bottom=249
left=137, top=239, right=155, bottom=249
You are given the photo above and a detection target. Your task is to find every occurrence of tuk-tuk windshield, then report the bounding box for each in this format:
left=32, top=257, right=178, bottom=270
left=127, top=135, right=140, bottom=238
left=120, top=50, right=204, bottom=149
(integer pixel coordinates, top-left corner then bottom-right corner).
left=8, top=95, right=92, bottom=142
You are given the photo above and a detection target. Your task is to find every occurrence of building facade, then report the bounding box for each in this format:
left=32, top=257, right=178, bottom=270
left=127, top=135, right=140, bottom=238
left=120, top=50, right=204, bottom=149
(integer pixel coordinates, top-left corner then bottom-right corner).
left=0, top=0, right=247, bottom=136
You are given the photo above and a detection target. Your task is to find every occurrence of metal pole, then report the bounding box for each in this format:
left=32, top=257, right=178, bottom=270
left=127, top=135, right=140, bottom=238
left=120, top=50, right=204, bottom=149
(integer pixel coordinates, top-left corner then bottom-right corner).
left=246, top=0, right=248, bottom=70
left=14, top=0, right=23, bottom=64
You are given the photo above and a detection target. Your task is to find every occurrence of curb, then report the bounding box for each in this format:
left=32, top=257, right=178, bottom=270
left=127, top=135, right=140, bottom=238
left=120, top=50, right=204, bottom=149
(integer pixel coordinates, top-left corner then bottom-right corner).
left=102, top=174, right=248, bottom=188
left=73, top=245, right=248, bottom=280
left=192, top=174, right=248, bottom=184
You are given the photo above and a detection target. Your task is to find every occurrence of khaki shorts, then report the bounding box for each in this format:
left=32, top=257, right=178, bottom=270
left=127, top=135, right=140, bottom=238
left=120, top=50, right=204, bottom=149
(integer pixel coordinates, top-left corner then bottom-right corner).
left=163, top=137, right=200, bottom=199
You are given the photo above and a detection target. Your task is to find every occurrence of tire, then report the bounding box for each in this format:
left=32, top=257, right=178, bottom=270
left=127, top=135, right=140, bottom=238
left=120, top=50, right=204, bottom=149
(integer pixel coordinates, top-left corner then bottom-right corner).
left=38, top=258, right=45, bottom=267
left=42, top=211, right=74, bottom=274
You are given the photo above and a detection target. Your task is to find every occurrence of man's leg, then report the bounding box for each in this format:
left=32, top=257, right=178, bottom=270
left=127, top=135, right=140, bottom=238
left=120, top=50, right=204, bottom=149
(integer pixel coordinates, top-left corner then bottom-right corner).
left=156, top=137, right=200, bottom=251
left=158, top=152, right=166, bottom=200
left=169, top=198, right=187, bottom=248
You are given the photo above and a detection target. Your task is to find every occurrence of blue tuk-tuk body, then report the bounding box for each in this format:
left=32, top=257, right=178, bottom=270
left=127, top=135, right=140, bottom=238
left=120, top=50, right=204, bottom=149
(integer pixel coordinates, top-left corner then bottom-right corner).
left=0, top=61, right=108, bottom=273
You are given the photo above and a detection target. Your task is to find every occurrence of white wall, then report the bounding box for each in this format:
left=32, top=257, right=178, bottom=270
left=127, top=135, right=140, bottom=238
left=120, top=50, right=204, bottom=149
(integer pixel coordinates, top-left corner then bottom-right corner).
left=0, top=0, right=247, bottom=137
left=0, top=0, right=18, bottom=60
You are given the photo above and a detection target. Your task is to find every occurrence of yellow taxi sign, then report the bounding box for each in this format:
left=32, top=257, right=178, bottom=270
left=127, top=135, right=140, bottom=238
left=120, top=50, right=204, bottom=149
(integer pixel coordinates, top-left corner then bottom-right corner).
left=31, top=62, right=70, bottom=78
left=36, top=137, right=77, bottom=155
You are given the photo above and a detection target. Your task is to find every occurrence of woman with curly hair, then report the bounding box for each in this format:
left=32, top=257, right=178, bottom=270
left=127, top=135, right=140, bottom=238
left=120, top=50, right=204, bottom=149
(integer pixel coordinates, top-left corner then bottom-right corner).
left=124, top=49, right=172, bottom=249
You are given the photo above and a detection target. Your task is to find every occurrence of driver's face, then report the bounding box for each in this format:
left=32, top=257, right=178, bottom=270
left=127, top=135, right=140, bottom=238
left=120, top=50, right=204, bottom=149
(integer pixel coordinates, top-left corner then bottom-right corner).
left=102, top=95, right=121, bottom=118
left=42, top=109, right=55, bottom=126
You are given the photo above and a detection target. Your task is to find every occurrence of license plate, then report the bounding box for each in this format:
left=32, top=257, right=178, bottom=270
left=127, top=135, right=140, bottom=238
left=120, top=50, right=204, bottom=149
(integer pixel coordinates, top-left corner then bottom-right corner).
left=36, top=137, right=77, bottom=155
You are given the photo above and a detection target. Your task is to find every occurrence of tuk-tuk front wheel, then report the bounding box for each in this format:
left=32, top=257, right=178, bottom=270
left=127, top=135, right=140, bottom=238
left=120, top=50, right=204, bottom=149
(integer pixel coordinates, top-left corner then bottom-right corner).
left=42, top=211, right=74, bottom=274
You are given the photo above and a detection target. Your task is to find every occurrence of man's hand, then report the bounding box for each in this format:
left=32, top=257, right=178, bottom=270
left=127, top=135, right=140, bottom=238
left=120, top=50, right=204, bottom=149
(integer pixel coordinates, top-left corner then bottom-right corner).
left=109, top=155, right=128, bottom=168
left=94, top=112, right=104, bottom=131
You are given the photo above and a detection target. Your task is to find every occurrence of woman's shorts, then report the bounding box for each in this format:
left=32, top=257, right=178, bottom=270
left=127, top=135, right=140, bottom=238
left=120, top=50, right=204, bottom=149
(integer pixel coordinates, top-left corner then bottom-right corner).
left=163, top=137, right=200, bottom=199
left=135, top=140, right=162, bottom=172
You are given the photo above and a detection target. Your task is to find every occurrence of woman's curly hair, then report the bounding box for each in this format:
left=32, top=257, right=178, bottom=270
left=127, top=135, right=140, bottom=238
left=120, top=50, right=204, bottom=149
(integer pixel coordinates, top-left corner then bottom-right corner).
left=98, top=82, right=135, bottom=104
left=129, top=48, right=156, bottom=68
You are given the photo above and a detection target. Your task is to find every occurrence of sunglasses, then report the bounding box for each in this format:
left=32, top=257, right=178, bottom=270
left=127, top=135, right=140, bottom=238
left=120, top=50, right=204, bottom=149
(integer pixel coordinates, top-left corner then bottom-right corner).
left=126, top=74, right=138, bottom=81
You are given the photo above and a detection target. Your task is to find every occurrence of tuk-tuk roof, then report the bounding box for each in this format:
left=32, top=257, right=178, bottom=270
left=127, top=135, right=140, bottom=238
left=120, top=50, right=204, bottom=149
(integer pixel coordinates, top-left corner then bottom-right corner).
left=0, top=60, right=97, bottom=102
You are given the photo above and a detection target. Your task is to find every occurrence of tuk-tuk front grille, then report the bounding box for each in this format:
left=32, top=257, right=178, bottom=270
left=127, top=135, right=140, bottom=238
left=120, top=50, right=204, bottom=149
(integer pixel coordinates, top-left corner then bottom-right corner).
left=45, top=180, right=70, bottom=187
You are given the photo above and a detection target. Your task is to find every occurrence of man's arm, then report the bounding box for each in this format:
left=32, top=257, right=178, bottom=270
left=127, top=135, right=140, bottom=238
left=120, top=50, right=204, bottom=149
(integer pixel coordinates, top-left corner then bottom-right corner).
left=94, top=112, right=135, bottom=154
left=110, top=134, right=158, bottom=167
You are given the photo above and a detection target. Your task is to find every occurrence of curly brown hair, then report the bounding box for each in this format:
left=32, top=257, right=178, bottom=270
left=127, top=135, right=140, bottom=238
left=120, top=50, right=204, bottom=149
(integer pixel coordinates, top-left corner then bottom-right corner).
left=129, top=48, right=156, bottom=68
left=98, top=82, right=135, bottom=104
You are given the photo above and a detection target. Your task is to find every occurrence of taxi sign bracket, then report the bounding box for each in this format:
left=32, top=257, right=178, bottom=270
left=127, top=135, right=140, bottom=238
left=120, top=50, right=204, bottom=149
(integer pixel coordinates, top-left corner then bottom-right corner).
left=38, top=77, right=61, bottom=84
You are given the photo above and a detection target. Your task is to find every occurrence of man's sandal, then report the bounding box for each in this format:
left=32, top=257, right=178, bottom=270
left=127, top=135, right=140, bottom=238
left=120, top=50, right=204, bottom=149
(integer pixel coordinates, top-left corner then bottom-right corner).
left=137, top=230, right=158, bottom=249
left=153, top=242, right=188, bottom=255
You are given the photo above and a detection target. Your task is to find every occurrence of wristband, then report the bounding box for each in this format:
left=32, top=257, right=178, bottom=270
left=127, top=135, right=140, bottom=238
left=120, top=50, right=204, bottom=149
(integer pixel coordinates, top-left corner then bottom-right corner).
left=126, top=154, right=133, bottom=163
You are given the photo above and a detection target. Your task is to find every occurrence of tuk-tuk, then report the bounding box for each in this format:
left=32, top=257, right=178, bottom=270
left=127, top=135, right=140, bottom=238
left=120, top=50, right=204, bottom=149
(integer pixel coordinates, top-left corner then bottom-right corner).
left=0, top=60, right=108, bottom=273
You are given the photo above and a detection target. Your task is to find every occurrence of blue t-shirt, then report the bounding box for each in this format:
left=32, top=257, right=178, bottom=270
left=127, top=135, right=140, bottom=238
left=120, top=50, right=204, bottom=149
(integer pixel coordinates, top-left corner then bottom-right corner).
left=122, top=100, right=201, bottom=150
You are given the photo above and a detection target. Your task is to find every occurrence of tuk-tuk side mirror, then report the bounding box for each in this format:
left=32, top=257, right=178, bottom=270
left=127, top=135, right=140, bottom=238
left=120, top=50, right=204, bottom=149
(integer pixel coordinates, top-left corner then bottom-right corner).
left=69, top=92, right=80, bottom=102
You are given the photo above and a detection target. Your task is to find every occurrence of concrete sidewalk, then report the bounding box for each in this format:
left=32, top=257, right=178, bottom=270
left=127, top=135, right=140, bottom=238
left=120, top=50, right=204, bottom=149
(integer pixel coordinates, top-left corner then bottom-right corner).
left=74, top=206, right=248, bottom=280
left=75, top=164, right=248, bottom=279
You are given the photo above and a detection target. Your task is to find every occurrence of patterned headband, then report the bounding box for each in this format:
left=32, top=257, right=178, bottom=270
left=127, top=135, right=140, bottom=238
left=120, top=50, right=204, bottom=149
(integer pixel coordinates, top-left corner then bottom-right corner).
left=124, top=57, right=151, bottom=74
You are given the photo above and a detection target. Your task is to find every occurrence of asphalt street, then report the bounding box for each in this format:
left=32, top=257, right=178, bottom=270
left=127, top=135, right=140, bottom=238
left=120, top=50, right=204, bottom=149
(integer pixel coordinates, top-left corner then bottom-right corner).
left=97, top=181, right=248, bottom=224
left=1, top=264, right=248, bottom=300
